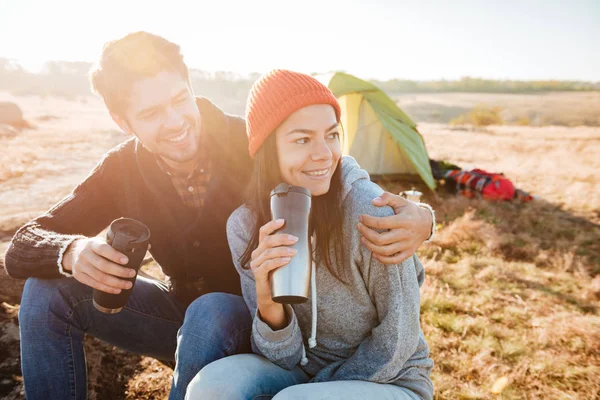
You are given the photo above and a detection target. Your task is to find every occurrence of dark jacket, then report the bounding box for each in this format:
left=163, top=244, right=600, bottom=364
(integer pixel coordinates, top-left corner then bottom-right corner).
left=3, top=97, right=253, bottom=303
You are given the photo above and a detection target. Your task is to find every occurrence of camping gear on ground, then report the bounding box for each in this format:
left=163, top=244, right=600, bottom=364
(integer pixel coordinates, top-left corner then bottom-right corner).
left=269, top=183, right=312, bottom=304
left=444, top=169, right=516, bottom=201
left=401, top=189, right=423, bottom=203
left=318, top=73, right=436, bottom=190
left=514, top=188, right=534, bottom=202
left=93, top=218, right=151, bottom=314
left=430, top=159, right=534, bottom=202
left=429, top=159, right=462, bottom=181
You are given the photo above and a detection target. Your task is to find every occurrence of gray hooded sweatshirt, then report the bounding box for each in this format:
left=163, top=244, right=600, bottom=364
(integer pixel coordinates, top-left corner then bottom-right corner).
left=226, top=156, right=434, bottom=399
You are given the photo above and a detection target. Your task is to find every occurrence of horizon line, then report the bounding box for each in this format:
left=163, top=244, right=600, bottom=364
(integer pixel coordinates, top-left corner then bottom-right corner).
left=2, top=57, right=599, bottom=84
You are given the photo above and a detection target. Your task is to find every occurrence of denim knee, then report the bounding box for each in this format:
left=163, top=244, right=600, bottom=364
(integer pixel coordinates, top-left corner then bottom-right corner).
left=185, top=354, right=266, bottom=400
left=19, top=277, right=90, bottom=331
left=273, top=385, right=305, bottom=400
left=180, top=293, right=251, bottom=351
left=19, top=277, right=58, bottom=328
left=184, top=293, right=248, bottom=321
left=185, top=371, right=227, bottom=400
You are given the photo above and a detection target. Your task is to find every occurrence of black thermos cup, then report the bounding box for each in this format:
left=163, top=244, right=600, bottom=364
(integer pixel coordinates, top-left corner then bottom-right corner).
left=269, top=183, right=312, bottom=304
left=92, top=218, right=151, bottom=314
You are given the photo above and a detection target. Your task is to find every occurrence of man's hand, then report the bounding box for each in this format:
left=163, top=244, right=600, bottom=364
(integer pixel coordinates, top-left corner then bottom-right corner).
left=62, top=237, right=136, bottom=294
left=356, top=191, right=433, bottom=264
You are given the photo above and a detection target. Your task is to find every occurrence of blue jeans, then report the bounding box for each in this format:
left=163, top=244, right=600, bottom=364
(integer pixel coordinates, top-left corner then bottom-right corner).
left=185, top=354, right=422, bottom=400
left=18, top=275, right=252, bottom=400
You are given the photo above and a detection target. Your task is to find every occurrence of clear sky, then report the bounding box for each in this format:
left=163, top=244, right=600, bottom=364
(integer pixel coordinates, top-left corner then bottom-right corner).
left=1, top=0, right=598, bottom=81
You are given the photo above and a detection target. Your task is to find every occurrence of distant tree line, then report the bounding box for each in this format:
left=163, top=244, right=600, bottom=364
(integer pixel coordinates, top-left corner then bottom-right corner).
left=0, top=59, right=598, bottom=100
left=371, top=77, right=600, bottom=93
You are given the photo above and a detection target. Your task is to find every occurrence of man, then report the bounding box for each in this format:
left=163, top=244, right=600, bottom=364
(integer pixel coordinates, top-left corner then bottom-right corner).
left=3, top=32, right=435, bottom=400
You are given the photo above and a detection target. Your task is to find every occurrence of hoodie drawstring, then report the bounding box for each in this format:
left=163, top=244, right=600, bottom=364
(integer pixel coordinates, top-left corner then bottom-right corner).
left=308, top=258, right=318, bottom=348
left=301, top=235, right=318, bottom=366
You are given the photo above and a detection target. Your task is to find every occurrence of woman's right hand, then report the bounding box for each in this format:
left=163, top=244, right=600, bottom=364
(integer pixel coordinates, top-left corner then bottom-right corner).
left=250, top=219, right=298, bottom=308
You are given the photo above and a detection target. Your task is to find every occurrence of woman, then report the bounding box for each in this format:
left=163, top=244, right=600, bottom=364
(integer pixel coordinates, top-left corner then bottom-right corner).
left=186, top=70, right=434, bottom=400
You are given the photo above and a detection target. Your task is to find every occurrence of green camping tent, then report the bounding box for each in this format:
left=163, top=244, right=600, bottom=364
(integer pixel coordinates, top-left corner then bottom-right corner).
left=321, top=72, right=436, bottom=191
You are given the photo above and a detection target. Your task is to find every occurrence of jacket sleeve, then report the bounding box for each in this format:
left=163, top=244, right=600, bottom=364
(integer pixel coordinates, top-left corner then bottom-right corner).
left=225, top=114, right=253, bottom=186
left=3, top=152, right=120, bottom=279
left=226, top=208, right=304, bottom=370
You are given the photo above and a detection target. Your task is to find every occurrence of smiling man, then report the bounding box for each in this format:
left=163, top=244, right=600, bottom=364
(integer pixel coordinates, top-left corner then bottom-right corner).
left=3, top=32, right=435, bottom=400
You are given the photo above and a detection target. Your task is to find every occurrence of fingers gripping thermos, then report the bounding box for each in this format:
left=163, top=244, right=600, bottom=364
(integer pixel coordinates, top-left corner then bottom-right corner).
left=93, top=218, right=151, bottom=314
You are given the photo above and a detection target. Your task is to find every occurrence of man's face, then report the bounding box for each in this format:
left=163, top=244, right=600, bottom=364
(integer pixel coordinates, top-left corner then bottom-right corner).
left=115, top=71, right=201, bottom=168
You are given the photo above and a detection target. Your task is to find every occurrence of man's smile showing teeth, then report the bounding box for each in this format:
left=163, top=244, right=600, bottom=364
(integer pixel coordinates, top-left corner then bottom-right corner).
left=165, top=130, right=188, bottom=143
left=303, top=168, right=330, bottom=177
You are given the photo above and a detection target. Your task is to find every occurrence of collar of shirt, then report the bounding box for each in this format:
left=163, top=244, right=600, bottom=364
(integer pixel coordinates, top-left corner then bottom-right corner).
left=154, top=131, right=209, bottom=180
left=156, top=156, right=204, bottom=180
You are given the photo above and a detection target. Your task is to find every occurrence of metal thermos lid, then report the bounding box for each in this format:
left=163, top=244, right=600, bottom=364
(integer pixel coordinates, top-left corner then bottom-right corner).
left=270, top=183, right=311, bottom=198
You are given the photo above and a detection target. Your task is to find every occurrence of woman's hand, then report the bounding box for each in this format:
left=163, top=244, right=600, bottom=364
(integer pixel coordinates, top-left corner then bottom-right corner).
left=250, top=219, right=298, bottom=329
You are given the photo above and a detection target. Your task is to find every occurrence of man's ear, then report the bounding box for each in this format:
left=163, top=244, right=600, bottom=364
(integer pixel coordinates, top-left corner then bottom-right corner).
left=110, top=112, right=133, bottom=136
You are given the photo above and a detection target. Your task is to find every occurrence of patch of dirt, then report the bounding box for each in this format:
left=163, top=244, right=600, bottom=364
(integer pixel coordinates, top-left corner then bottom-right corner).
left=0, top=301, right=22, bottom=399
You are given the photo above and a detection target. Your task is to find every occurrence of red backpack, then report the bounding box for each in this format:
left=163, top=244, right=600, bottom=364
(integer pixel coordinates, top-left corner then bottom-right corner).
left=444, top=169, right=516, bottom=200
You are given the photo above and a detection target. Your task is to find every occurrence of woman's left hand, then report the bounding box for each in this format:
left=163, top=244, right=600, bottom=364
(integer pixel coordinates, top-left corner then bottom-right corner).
left=356, top=191, right=433, bottom=264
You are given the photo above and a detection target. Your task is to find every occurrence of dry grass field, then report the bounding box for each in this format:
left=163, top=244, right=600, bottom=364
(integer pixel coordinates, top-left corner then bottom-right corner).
left=1, top=91, right=599, bottom=399
left=396, top=91, right=600, bottom=127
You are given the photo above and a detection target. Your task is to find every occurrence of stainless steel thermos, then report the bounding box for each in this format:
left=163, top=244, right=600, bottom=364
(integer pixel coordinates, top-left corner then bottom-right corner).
left=269, top=183, right=312, bottom=304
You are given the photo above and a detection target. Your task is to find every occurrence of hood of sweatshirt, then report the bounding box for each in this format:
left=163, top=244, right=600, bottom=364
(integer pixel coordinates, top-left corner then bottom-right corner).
left=340, top=155, right=371, bottom=201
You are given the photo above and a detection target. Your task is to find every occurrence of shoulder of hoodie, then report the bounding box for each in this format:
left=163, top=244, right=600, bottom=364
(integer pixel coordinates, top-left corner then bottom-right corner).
left=340, top=158, right=423, bottom=272
left=340, top=156, right=395, bottom=221
left=226, top=204, right=256, bottom=244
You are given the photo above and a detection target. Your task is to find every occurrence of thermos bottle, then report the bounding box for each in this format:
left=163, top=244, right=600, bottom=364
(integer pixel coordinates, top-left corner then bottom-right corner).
left=269, top=183, right=312, bottom=304
left=93, top=218, right=151, bottom=314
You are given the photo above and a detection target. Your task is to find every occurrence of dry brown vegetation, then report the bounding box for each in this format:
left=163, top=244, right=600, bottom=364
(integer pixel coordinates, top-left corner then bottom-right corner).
left=0, top=92, right=599, bottom=399
left=397, top=91, right=600, bottom=127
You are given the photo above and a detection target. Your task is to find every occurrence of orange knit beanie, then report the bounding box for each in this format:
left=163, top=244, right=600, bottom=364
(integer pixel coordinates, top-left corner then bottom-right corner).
left=245, top=69, right=341, bottom=158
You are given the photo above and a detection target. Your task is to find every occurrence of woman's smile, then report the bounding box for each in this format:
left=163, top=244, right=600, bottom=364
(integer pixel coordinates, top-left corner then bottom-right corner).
left=303, top=167, right=331, bottom=179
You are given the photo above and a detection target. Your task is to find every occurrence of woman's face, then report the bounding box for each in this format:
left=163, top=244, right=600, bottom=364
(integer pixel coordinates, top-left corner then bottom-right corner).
left=274, top=104, right=341, bottom=196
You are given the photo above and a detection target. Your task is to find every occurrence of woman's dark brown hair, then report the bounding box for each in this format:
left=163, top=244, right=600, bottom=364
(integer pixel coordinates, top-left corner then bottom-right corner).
left=239, top=133, right=347, bottom=283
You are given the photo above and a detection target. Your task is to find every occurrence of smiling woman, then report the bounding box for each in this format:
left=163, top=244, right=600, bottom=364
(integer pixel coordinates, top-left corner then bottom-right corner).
left=241, top=70, right=346, bottom=282
left=185, top=69, right=434, bottom=400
